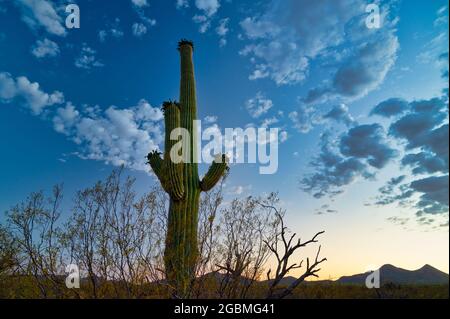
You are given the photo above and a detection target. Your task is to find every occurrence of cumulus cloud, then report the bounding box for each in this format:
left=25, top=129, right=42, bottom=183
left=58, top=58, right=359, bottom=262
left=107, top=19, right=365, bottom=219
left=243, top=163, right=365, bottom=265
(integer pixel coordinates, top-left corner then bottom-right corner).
left=371, top=95, right=449, bottom=225
left=370, top=98, right=409, bottom=117
left=245, top=92, right=273, bottom=118
left=438, top=52, right=449, bottom=80
left=98, top=18, right=124, bottom=42
left=388, top=98, right=448, bottom=154
left=14, top=0, right=66, bottom=36
left=2, top=71, right=165, bottom=172
left=51, top=99, right=164, bottom=171
left=203, top=115, right=218, bottom=124
left=417, top=32, right=448, bottom=66
left=176, top=0, right=189, bottom=9
left=323, top=104, right=356, bottom=127
left=132, top=22, right=147, bottom=37
left=216, top=17, right=229, bottom=46
left=31, top=38, right=60, bottom=58
left=191, top=0, right=220, bottom=33
left=131, top=0, right=148, bottom=7
left=288, top=102, right=322, bottom=133
left=71, top=102, right=163, bottom=171
left=434, top=5, right=448, bottom=27
left=131, top=1, right=156, bottom=31
left=279, top=130, right=288, bottom=143
left=239, top=0, right=398, bottom=89
left=53, top=102, right=79, bottom=133
left=0, top=72, right=64, bottom=114
left=260, top=116, right=279, bottom=128
left=340, top=124, right=397, bottom=169
left=301, top=132, right=372, bottom=198
left=301, top=122, right=395, bottom=198
left=304, top=30, right=399, bottom=103
left=239, top=41, right=309, bottom=85
left=402, top=152, right=448, bottom=175
left=193, top=14, right=210, bottom=33
left=195, top=0, right=219, bottom=17
left=227, top=184, right=252, bottom=195
left=216, top=17, right=229, bottom=36
left=75, top=45, right=104, bottom=70
left=411, top=176, right=449, bottom=216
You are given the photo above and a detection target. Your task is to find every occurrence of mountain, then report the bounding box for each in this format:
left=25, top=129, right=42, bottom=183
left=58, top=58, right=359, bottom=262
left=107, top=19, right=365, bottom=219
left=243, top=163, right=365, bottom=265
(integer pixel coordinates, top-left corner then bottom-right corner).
left=337, top=264, right=449, bottom=285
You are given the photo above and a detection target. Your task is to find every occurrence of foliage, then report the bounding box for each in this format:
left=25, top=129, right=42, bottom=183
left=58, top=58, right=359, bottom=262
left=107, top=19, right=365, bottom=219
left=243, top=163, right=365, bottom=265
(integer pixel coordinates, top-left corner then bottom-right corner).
left=0, top=167, right=330, bottom=299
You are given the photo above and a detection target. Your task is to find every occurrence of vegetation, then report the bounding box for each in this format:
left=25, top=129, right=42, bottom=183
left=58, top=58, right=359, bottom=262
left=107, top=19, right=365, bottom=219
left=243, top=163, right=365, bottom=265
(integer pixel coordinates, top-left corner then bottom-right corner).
left=1, top=168, right=445, bottom=299
left=0, top=167, right=331, bottom=299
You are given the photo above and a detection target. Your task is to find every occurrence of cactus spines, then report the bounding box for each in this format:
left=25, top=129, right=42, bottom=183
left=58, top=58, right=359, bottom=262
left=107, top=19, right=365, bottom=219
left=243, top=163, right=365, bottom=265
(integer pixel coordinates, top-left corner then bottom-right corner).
left=148, top=40, right=228, bottom=297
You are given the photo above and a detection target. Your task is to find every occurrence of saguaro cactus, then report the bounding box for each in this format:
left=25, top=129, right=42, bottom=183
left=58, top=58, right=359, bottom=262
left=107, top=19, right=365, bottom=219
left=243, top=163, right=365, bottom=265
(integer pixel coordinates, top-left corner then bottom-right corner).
left=147, top=40, right=228, bottom=297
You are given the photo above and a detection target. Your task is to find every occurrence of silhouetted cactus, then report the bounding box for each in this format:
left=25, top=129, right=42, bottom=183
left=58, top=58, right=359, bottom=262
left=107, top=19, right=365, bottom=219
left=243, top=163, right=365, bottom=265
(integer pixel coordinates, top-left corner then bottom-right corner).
left=147, top=40, right=228, bottom=297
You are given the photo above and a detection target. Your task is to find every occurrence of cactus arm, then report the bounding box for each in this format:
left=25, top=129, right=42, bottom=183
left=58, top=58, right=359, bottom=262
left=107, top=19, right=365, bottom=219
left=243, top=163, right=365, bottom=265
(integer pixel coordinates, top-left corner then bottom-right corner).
left=200, top=154, right=229, bottom=192
left=163, top=102, right=185, bottom=200
left=147, top=150, right=170, bottom=192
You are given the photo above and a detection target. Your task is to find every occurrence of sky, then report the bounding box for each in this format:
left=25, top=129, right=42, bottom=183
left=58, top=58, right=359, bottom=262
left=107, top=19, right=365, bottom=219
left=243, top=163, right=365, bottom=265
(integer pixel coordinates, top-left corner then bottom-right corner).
left=0, top=0, right=448, bottom=279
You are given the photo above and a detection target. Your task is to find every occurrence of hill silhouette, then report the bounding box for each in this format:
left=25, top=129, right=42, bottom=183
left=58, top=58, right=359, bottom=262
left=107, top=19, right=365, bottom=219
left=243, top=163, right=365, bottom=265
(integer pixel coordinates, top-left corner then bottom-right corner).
left=259, top=264, right=448, bottom=286
left=336, top=264, right=449, bottom=285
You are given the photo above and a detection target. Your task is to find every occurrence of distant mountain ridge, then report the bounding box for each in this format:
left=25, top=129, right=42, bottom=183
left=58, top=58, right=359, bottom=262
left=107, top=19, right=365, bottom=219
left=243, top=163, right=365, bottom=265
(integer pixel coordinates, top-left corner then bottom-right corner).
left=336, top=264, right=449, bottom=285
left=260, top=264, right=448, bottom=286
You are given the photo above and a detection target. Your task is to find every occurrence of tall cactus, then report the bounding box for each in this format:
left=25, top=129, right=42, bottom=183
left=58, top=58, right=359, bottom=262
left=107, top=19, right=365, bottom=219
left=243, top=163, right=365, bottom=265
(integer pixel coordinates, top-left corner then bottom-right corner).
left=147, top=40, right=228, bottom=297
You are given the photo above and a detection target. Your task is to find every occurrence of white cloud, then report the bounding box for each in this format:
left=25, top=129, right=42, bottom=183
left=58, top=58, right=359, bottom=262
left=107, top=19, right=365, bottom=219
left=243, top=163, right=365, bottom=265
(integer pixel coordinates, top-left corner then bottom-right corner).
left=135, top=99, right=163, bottom=121
left=131, top=1, right=157, bottom=28
left=15, top=0, right=66, bottom=36
left=279, top=130, right=288, bottom=143
left=240, top=17, right=279, bottom=39
left=216, top=17, right=229, bottom=46
left=247, top=64, right=269, bottom=81
left=239, top=42, right=308, bottom=85
left=260, top=116, right=278, bottom=128
left=195, top=0, right=219, bottom=17
left=228, top=184, right=252, bottom=195
left=0, top=72, right=18, bottom=100
left=216, top=17, right=229, bottom=36
left=245, top=92, right=273, bottom=118
left=53, top=99, right=163, bottom=171
left=98, top=30, right=107, bottom=42
left=434, top=6, right=448, bottom=26
left=176, top=0, right=189, bottom=9
left=288, top=104, right=318, bottom=134
left=417, top=32, right=448, bottom=65
left=2, top=71, right=164, bottom=172
left=31, top=38, right=60, bottom=58
left=132, top=22, right=147, bottom=37
left=131, top=0, right=148, bottom=7
left=239, top=0, right=399, bottom=90
left=53, top=102, right=79, bottom=133
left=0, top=72, right=64, bottom=114
left=204, top=115, right=218, bottom=124
left=192, top=0, right=220, bottom=33
left=71, top=101, right=164, bottom=171
left=193, top=14, right=210, bottom=33
left=75, top=45, right=104, bottom=70
left=98, top=18, right=124, bottom=42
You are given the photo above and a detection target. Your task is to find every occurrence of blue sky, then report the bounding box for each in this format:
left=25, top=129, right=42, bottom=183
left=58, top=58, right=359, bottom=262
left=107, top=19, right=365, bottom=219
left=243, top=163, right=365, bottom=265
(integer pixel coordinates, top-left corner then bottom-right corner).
left=0, top=0, right=448, bottom=277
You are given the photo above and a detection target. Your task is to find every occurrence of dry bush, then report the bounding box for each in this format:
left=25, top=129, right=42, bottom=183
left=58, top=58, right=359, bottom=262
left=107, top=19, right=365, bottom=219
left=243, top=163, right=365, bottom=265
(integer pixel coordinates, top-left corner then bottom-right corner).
left=0, top=168, right=326, bottom=299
